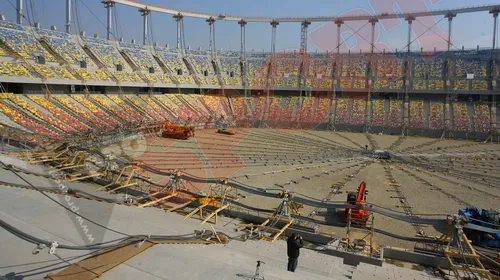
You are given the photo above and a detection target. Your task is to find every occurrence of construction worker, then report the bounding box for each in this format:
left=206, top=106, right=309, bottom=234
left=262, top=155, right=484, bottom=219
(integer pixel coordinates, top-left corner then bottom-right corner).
left=286, top=233, right=303, bottom=272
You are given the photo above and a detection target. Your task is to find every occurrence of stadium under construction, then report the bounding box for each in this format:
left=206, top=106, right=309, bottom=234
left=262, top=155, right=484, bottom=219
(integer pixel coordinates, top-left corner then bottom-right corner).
left=0, top=0, right=499, bottom=279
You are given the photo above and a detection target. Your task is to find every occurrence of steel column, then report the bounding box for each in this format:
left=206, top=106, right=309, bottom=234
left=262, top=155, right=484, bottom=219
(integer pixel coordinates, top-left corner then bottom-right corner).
left=270, top=20, right=279, bottom=55
left=174, top=13, right=183, bottom=50
left=238, top=20, right=247, bottom=60
left=335, top=20, right=343, bottom=54
left=369, top=19, right=378, bottom=54
left=66, top=0, right=71, bottom=33
left=406, top=17, right=415, bottom=53
left=140, top=8, right=150, bottom=45
left=445, top=13, right=456, bottom=51
left=492, top=11, right=499, bottom=49
left=103, top=0, right=115, bottom=40
left=300, top=21, right=311, bottom=54
left=17, top=0, right=22, bottom=24
left=207, top=17, right=216, bottom=54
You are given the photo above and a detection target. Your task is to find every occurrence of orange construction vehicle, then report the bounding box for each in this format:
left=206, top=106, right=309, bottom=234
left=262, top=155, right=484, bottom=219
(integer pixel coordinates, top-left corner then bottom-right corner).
left=161, top=123, right=195, bottom=140
left=344, top=181, right=370, bottom=225
left=217, top=128, right=236, bottom=135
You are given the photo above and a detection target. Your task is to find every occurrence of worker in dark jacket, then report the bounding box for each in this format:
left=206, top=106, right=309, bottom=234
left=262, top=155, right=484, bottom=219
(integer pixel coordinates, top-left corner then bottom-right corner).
left=286, top=233, right=303, bottom=272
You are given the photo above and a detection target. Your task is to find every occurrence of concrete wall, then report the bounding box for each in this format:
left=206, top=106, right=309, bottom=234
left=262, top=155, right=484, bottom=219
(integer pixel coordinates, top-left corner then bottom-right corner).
left=384, top=247, right=449, bottom=269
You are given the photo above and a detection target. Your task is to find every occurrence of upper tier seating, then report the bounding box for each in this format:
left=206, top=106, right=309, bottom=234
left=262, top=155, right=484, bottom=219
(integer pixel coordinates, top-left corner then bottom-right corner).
left=455, top=58, right=487, bottom=78
left=84, top=37, right=128, bottom=70
left=0, top=24, right=55, bottom=62
left=37, top=28, right=94, bottom=66
left=154, top=47, right=196, bottom=85
left=219, top=53, right=241, bottom=86
left=248, top=53, right=270, bottom=87
left=308, top=55, right=332, bottom=78
left=341, top=57, right=367, bottom=77
left=120, top=42, right=160, bottom=72
left=1, top=61, right=34, bottom=77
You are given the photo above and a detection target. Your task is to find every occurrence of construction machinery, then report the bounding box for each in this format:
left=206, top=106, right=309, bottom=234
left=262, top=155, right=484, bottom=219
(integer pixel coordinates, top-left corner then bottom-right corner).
left=459, top=207, right=500, bottom=248
left=161, top=123, right=194, bottom=140
left=184, top=180, right=240, bottom=225
left=344, top=181, right=370, bottom=226
left=137, top=170, right=188, bottom=209
left=217, top=128, right=236, bottom=135
left=436, top=215, right=493, bottom=280
left=237, top=191, right=300, bottom=242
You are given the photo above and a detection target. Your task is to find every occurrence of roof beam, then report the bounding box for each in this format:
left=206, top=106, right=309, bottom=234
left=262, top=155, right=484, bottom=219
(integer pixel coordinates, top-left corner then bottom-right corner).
left=111, top=0, right=500, bottom=23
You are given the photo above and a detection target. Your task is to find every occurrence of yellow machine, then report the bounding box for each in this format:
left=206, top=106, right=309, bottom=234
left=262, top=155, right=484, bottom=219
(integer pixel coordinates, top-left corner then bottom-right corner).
left=184, top=180, right=240, bottom=225
left=237, top=191, right=301, bottom=242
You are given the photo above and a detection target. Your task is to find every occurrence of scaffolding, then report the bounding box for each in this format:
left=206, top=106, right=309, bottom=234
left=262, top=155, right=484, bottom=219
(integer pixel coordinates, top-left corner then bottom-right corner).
left=137, top=170, right=185, bottom=208
left=436, top=216, right=492, bottom=280
left=237, top=191, right=300, bottom=242
left=184, top=180, right=239, bottom=225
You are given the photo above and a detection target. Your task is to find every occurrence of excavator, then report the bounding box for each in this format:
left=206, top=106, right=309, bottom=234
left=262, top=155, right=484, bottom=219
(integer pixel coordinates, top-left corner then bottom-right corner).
left=344, top=181, right=370, bottom=226
left=161, top=123, right=195, bottom=140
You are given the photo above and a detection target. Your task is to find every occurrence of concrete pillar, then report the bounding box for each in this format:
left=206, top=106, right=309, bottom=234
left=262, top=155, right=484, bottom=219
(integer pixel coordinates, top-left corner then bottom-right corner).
left=140, top=8, right=151, bottom=45
left=17, top=0, right=22, bottom=25
left=445, top=13, right=456, bottom=51
left=335, top=20, right=344, bottom=54
left=103, top=0, right=114, bottom=40
left=66, top=0, right=71, bottom=33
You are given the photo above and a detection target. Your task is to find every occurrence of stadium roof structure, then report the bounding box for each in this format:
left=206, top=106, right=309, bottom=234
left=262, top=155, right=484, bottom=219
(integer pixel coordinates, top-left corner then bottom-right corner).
left=111, top=0, right=500, bottom=22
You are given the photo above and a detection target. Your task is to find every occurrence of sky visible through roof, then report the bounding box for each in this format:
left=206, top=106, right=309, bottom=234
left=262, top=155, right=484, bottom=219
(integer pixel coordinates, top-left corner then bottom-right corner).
left=0, top=0, right=499, bottom=52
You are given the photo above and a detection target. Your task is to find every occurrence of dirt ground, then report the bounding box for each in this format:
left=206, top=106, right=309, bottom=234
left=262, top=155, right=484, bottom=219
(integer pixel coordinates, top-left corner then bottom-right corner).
left=113, top=128, right=500, bottom=250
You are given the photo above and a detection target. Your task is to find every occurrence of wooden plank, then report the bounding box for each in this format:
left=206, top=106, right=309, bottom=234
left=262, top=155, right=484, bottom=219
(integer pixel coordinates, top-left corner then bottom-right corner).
left=200, top=204, right=230, bottom=225
left=137, top=193, right=177, bottom=208
left=46, top=241, right=155, bottom=280
left=168, top=201, right=192, bottom=212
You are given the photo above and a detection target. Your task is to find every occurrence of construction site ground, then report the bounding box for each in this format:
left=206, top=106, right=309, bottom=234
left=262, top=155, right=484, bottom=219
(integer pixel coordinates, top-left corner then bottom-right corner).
left=126, top=128, right=500, bottom=249
left=1, top=129, right=499, bottom=279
